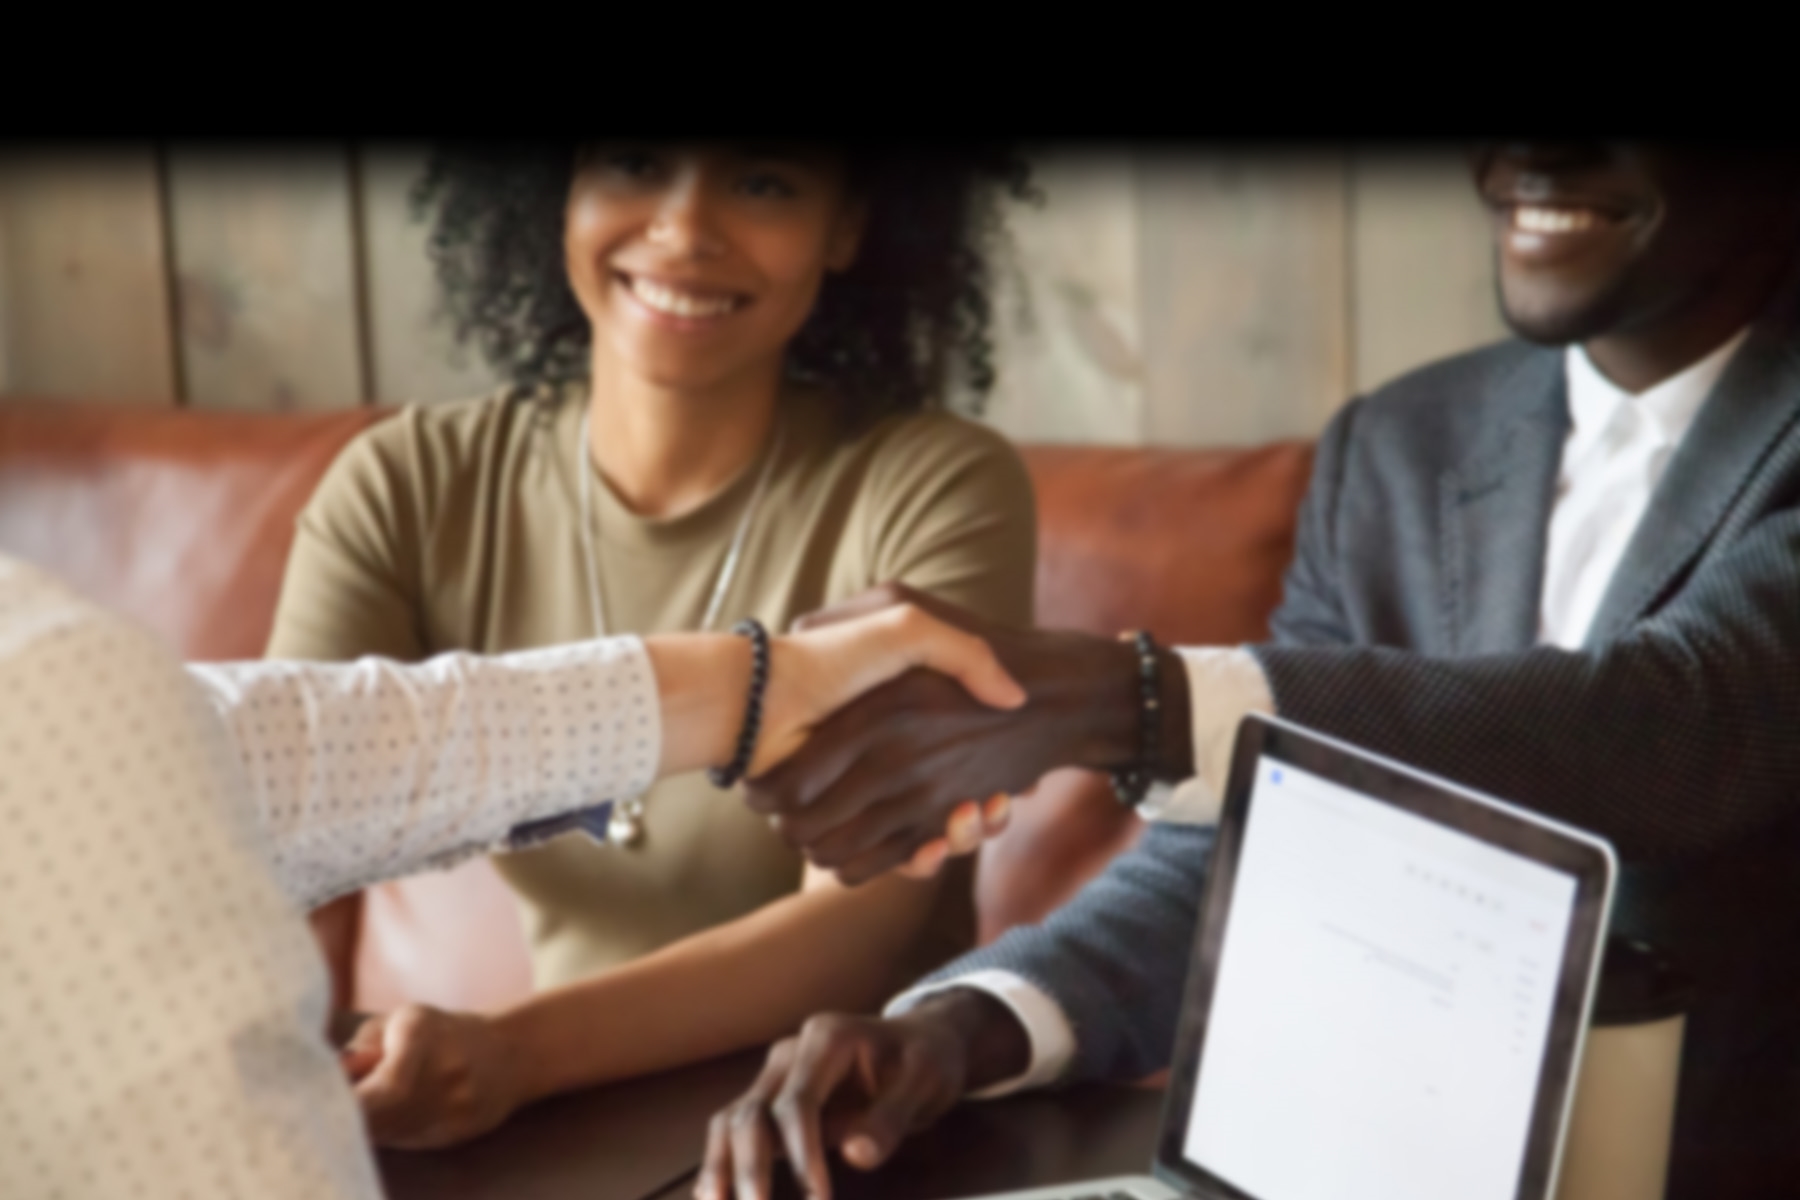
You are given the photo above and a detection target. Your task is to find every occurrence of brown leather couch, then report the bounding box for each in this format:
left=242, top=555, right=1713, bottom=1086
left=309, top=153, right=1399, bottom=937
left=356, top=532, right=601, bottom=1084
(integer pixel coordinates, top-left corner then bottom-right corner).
left=0, top=398, right=1314, bottom=1012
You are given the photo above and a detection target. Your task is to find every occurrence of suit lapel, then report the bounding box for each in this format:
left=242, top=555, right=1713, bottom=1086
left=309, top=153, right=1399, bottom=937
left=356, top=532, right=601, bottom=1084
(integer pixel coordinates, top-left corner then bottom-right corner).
left=1583, top=319, right=1800, bottom=646
left=1438, top=351, right=1568, bottom=654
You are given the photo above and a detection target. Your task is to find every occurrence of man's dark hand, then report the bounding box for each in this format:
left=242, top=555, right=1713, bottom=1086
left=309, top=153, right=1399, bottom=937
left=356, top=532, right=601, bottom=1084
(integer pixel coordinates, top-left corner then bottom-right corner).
left=695, top=989, right=1028, bottom=1200
left=752, top=584, right=1190, bottom=885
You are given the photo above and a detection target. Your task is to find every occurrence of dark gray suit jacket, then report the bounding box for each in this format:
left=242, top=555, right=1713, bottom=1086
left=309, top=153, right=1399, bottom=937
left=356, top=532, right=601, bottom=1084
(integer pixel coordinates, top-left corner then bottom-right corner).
left=933, top=303, right=1800, bottom=1198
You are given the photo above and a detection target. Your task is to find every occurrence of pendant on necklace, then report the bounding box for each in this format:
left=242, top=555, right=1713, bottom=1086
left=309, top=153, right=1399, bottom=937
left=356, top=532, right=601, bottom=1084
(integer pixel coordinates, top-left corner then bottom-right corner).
left=607, top=797, right=646, bottom=847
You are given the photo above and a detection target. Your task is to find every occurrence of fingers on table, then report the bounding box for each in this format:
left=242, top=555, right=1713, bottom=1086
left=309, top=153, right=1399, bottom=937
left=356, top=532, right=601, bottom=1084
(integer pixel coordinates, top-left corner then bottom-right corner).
left=771, top=1018, right=877, bottom=1198
left=703, top=1038, right=810, bottom=1200
left=838, top=1037, right=946, bottom=1169
left=726, top=1057, right=784, bottom=1200
left=700, top=1017, right=941, bottom=1200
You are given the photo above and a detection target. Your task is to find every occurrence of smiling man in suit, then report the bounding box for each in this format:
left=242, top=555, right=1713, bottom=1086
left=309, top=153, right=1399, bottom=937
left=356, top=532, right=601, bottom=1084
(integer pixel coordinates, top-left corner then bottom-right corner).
left=699, top=144, right=1800, bottom=1200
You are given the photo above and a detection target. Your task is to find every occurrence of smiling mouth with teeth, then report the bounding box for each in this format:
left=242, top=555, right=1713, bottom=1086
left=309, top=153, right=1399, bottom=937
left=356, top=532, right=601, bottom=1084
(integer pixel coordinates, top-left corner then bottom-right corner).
left=1509, top=204, right=1621, bottom=235
left=620, top=273, right=746, bottom=320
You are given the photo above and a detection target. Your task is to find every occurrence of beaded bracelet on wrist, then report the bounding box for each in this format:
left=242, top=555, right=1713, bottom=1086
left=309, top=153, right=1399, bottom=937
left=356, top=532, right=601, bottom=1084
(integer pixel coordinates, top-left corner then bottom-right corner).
left=1109, top=629, right=1161, bottom=807
left=708, top=618, right=770, bottom=790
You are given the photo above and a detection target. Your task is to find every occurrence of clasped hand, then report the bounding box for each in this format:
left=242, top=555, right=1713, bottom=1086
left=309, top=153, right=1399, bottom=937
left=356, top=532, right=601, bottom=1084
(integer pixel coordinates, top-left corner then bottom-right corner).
left=748, top=584, right=1141, bottom=884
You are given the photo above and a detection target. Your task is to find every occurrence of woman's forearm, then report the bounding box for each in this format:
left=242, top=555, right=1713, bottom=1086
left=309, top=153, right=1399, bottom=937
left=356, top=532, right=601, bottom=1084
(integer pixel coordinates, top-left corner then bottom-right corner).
left=642, top=634, right=752, bottom=778
left=491, top=869, right=945, bottom=1103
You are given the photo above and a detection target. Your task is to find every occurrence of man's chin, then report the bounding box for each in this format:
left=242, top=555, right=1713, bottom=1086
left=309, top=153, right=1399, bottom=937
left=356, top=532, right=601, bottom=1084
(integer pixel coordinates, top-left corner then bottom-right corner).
left=1501, top=313, right=1586, bottom=347
left=1496, top=291, right=1618, bottom=348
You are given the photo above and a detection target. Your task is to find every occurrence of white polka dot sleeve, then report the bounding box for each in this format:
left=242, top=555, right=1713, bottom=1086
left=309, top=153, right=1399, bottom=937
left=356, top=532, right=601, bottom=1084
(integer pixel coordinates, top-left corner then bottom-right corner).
left=187, top=639, right=661, bottom=912
left=1, top=557, right=381, bottom=1199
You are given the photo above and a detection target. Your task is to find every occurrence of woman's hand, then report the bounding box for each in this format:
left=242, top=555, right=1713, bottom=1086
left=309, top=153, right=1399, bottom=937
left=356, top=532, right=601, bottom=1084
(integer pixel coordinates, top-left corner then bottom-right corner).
left=756, top=586, right=1042, bottom=882
left=646, top=602, right=1025, bottom=788
left=340, top=1004, right=526, bottom=1149
left=759, top=604, right=1021, bottom=878
left=754, top=602, right=1026, bottom=777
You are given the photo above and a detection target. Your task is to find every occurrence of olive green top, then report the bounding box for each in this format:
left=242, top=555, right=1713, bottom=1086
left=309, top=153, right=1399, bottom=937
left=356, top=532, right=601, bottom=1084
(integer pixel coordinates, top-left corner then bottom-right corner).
left=267, top=384, right=1036, bottom=990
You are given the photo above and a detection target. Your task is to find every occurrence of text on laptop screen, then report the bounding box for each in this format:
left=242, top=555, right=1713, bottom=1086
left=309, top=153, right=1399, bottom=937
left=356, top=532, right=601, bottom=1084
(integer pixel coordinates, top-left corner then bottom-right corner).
left=1183, top=757, right=1578, bottom=1200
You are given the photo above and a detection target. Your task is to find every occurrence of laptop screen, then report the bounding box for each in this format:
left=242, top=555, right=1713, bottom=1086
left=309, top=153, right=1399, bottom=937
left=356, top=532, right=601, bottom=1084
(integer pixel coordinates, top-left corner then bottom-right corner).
left=1178, top=755, right=1582, bottom=1200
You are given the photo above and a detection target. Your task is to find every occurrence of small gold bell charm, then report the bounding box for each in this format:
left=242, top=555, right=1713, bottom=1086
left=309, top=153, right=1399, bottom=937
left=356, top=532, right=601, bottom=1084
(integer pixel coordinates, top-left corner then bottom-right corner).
left=607, top=798, right=646, bottom=847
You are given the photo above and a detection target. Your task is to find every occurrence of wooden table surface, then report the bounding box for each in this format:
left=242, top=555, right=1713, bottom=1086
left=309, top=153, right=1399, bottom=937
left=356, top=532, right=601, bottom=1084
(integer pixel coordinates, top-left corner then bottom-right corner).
left=378, top=1050, right=766, bottom=1200
left=380, top=1050, right=1166, bottom=1200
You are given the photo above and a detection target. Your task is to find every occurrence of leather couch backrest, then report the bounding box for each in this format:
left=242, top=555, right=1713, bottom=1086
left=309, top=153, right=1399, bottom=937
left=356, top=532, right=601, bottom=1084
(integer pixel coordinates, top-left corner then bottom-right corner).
left=0, top=400, right=1315, bottom=995
left=0, top=400, right=384, bottom=660
left=980, top=443, right=1314, bottom=941
left=1029, top=443, right=1312, bottom=645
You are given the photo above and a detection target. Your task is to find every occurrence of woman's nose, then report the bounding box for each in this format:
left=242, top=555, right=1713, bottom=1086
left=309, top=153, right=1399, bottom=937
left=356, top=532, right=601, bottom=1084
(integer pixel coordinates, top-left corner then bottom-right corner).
left=646, top=173, right=725, bottom=258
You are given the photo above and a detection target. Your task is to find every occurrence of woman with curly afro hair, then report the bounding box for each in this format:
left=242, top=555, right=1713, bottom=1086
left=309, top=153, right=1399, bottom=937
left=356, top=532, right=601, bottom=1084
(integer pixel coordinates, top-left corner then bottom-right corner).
left=266, top=144, right=1040, bottom=1147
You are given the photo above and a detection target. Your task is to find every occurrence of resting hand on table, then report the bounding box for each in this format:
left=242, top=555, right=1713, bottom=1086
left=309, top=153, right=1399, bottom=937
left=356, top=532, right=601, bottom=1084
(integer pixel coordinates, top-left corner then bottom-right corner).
left=339, top=1004, right=525, bottom=1149
left=748, top=585, right=1184, bottom=885
left=697, top=989, right=1028, bottom=1200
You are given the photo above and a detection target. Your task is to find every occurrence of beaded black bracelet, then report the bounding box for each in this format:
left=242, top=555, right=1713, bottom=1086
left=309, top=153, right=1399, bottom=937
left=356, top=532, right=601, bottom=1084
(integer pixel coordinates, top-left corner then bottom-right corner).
left=1109, top=630, right=1162, bottom=807
left=707, top=618, right=770, bottom=790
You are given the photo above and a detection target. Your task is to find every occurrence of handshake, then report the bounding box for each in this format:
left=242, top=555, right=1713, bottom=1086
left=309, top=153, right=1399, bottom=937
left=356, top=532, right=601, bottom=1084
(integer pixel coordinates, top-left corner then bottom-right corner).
left=343, top=586, right=1193, bottom=1155
left=733, top=584, right=1188, bottom=884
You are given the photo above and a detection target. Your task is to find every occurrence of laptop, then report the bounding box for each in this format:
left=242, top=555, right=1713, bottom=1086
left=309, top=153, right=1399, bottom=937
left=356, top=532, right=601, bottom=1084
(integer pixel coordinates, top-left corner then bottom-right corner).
left=979, top=714, right=1617, bottom=1200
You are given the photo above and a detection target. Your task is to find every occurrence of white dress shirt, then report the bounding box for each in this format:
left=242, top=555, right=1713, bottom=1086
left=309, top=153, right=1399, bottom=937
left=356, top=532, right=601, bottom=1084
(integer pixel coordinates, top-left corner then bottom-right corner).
left=892, top=330, right=1749, bottom=1096
left=0, top=555, right=659, bottom=1199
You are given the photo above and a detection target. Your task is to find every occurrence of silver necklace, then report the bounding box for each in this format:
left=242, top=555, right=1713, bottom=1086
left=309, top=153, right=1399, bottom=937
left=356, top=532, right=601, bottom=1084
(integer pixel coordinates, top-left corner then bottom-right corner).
left=576, top=409, right=785, bottom=846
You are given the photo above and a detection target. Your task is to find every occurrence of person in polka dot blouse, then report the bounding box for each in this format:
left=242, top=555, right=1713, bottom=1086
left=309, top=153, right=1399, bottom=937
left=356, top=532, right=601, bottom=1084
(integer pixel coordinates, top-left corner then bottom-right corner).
left=0, top=553, right=1022, bottom=1199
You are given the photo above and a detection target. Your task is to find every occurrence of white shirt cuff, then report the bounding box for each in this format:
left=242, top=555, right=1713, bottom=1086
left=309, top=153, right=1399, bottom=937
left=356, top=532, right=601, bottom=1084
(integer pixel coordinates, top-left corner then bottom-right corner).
left=1136, top=646, right=1275, bottom=825
left=884, top=969, right=1076, bottom=1099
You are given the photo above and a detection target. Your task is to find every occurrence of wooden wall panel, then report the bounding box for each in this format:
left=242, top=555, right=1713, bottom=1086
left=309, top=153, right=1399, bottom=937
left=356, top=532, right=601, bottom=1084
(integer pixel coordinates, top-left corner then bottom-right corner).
left=1349, top=151, right=1508, bottom=394
left=1136, top=152, right=1352, bottom=447
left=0, top=202, right=9, bottom=389
left=2, top=146, right=1506, bottom=440
left=0, top=149, right=176, bottom=403
left=358, top=145, right=502, bottom=406
left=982, top=152, right=1144, bottom=445
left=166, top=147, right=366, bottom=412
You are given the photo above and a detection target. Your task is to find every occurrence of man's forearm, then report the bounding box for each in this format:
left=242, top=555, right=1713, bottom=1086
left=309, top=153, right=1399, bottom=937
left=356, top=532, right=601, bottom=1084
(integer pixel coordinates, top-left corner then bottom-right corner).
left=1050, top=640, right=1195, bottom=783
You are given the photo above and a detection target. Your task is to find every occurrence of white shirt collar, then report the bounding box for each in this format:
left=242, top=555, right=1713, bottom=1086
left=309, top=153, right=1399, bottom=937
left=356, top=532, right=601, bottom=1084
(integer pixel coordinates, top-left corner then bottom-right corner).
left=1564, top=327, right=1752, bottom=459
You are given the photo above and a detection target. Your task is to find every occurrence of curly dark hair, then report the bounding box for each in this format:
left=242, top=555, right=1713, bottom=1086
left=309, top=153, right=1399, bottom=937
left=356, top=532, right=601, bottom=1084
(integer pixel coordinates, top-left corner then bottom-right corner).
left=412, top=145, right=1037, bottom=423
